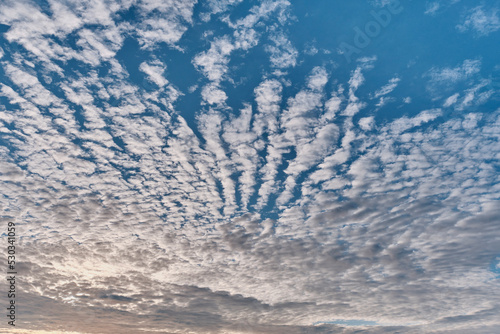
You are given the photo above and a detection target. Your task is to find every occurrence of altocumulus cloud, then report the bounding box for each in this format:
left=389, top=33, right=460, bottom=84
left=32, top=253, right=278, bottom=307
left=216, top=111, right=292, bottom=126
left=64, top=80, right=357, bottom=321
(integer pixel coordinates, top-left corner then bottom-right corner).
left=0, top=0, right=499, bottom=333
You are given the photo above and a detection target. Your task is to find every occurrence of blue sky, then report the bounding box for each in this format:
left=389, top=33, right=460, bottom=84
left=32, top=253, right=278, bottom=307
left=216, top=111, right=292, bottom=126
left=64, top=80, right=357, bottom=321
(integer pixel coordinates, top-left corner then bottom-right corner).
left=0, top=0, right=499, bottom=333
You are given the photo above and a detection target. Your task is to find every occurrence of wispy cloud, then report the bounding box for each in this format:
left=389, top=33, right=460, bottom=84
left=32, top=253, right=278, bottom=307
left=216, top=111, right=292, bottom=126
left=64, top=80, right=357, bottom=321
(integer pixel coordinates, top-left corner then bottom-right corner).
left=457, top=6, right=500, bottom=36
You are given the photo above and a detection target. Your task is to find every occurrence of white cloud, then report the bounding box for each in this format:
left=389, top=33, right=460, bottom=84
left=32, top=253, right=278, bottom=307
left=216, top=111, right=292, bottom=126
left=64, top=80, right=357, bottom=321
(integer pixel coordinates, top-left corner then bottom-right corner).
left=139, top=61, right=169, bottom=87
left=252, top=79, right=283, bottom=136
left=359, top=116, right=375, bottom=131
left=441, top=80, right=495, bottom=111
left=193, top=36, right=235, bottom=82
left=427, top=59, right=481, bottom=84
left=307, top=66, right=329, bottom=91
left=201, top=83, right=228, bottom=105
left=266, top=32, right=298, bottom=69
left=443, top=92, right=460, bottom=107
left=341, top=65, right=370, bottom=116
left=231, top=0, right=291, bottom=29
left=373, top=77, right=400, bottom=98
left=222, top=104, right=259, bottom=208
left=457, top=6, right=500, bottom=36
left=200, top=0, right=244, bottom=22
left=135, top=0, right=197, bottom=47
left=193, top=0, right=293, bottom=84
left=1, top=73, right=499, bottom=331
left=388, top=109, right=442, bottom=134
left=425, top=2, right=440, bottom=15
